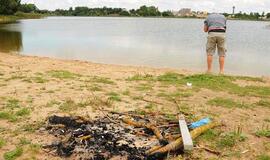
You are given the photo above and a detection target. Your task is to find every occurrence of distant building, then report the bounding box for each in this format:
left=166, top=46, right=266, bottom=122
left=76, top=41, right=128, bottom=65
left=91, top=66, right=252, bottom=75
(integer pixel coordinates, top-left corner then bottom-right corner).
left=233, top=6, right=235, bottom=15
left=173, top=8, right=192, bottom=17
left=196, top=11, right=208, bottom=18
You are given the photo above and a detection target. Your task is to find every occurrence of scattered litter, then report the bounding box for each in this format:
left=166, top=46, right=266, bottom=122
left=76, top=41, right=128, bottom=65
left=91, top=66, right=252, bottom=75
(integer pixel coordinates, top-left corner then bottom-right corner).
left=189, top=118, right=211, bottom=129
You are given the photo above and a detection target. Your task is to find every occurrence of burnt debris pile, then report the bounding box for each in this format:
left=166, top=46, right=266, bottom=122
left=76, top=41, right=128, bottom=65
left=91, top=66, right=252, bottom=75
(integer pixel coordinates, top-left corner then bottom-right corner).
left=42, top=111, right=219, bottom=160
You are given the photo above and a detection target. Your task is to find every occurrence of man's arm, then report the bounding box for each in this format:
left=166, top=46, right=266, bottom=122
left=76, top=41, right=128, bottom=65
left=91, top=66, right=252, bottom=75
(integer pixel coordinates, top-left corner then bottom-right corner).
left=204, top=24, right=208, bottom=32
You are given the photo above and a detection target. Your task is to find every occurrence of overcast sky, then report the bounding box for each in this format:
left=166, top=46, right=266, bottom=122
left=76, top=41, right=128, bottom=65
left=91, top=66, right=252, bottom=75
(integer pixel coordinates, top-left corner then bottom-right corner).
left=21, top=0, right=270, bottom=13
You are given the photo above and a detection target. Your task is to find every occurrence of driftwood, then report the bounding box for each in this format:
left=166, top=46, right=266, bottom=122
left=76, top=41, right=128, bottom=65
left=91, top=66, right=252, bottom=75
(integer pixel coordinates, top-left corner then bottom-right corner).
left=148, top=122, right=220, bottom=155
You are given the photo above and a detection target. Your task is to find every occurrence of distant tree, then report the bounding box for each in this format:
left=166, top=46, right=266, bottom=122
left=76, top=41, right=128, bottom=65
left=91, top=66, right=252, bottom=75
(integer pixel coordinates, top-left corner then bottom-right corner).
left=19, top=3, right=38, bottom=13
left=0, top=0, right=21, bottom=15
left=162, top=11, right=173, bottom=17
left=119, top=10, right=130, bottom=16
left=129, top=9, right=136, bottom=16
left=136, top=5, right=161, bottom=17
left=73, top=7, right=89, bottom=16
left=267, top=13, right=270, bottom=19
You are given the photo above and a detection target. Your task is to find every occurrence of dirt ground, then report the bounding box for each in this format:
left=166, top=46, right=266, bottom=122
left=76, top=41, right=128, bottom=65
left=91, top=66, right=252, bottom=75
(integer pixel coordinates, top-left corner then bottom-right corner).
left=0, top=53, right=269, bottom=160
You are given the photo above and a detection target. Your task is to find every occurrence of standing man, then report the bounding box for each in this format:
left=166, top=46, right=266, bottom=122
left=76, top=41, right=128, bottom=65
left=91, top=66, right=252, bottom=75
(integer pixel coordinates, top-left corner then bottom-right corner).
left=204, top=13, right=227, bottom=74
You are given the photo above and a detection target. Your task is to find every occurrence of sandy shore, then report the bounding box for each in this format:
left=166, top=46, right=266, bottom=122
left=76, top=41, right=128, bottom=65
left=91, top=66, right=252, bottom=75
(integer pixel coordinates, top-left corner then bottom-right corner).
left=0, top=53, right=269, bottom=159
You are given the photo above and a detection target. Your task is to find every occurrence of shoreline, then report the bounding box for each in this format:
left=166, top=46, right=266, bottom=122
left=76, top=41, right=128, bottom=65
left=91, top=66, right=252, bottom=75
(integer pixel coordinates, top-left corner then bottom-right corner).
left=2, top=52, right=268, bottom=78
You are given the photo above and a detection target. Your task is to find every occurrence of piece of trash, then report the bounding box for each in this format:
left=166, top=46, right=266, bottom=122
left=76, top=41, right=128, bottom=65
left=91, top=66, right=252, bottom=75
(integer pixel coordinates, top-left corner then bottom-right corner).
left=186, top=82, right=192, bottom=87
left=189, top=118, right=211, bottom=129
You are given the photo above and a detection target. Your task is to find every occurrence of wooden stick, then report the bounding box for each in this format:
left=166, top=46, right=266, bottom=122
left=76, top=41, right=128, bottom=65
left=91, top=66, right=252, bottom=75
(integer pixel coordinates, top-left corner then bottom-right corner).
left=121, top=117, right=166, bottom=143
left=195, top=145, right=221, bottom=155
left=148, top=122, right=220, bottom=155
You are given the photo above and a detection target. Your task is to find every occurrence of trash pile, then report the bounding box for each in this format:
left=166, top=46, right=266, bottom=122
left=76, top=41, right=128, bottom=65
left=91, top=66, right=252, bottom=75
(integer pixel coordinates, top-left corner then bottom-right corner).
left=42, top=111, right=219, bottom=160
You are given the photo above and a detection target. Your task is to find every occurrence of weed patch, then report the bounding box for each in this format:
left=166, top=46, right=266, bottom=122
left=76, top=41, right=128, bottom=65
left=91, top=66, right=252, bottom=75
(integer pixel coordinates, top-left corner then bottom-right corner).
left=0, top=137, right=6, bottom=148
left=4, top=147, right=23, bottom=160
left=256, top=100, right=270, bottom=108
left=15, top=108, right=31, bottom=117
left=257, top=154, right=270, bottom=160
left=6, top=98, right=20, bottom=109
left=217, top=131, right=247, bottom=149
left=208, top=97, right=252, bottom=109
left=89, top=76, right=115, bottom=84
left=0, top=112, right=17, bottom=122
left=256, top=129, right=270, bottom=138
left=107, top=92, right=121, bottom=102
left=48, top=70, right=80, bottom=79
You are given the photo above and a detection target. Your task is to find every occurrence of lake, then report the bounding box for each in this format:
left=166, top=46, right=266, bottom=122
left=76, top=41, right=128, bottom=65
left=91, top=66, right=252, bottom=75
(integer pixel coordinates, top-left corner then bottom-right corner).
left=0, top=17, right=269, bottom=76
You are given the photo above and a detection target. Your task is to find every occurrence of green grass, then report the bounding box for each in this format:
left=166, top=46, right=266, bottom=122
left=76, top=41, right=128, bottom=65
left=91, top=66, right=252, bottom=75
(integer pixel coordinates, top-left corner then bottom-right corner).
left=45, top=100, right=61, bottom=107
left=128, top=73, right=270, bottom=97
left=88, top=76, right=115, bottom=84
left=122, top=89, right=130, bottom=96
left=0, top=137, right=6, bottom=148
left=15, top=108, right=31, bottom=117
left=18, top=137, right=31, bottom=146
left=257, top=154, right=270, bottom=160
left=256, top=100, right=270, bottom=108
left=107, top=92, right=121, bottom=102
left=88, top=84, right=103, bottom=91
left=127, top=74, right=155, bottom=81
left=6, top=98, right=20, bottom=109
left=48, top=70, right=81, bottom=79
left=4, top=147, right=23, bottom=160
left=200, top=129, right=220, bottom=141
left=256, top=129, right=270, bottom=138
left=135, top=83, right=153, bottom=91
left=157, top=91, right=193, bottom=100
left=157, top=72, right=184, bottom=83
left=217, top=131, right=247, bottom=149
left=59, top=99, right=78, bottom=112
left=28, top=143, right=41, bottom=154
left=20, top=121, right=44, bottom=133
left=0, top=112, right=17, bottom=122
left=145, top=103, right=156, bottom=110
left=207, top=97, right=252, bottom=109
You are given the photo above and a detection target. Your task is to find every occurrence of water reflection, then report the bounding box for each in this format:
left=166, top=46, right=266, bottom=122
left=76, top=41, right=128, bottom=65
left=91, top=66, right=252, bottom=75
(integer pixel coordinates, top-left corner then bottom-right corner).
left=0, top=28, right=22, bottom=53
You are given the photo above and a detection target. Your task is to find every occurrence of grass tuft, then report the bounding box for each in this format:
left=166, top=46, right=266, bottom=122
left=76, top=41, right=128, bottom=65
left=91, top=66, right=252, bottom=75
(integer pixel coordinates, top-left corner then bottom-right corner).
left=0, top=112, right=17, bottom=122
left=127, top=74, right=155, bottom=81
left=48, top=70, right=80, bottom=79
left=59, top=99, right=77, bottom=112
left=15, top=108, right=31, bottom=117
left=107, top=92, right=121, bottom=102
left=0, top=137, right=6, bottom=148
left=207, top=97, right=252, bottom=109
left=257, top=154, right=270, bottom=160
left=217, top=131, right=247, bottom=149
left=6, top=98, right=20, bottom=109
left=256, top=100, right=270, bottom=108
left=4, top=147, right=23, bottom=160
left=256, top=129, right=270, bottom=138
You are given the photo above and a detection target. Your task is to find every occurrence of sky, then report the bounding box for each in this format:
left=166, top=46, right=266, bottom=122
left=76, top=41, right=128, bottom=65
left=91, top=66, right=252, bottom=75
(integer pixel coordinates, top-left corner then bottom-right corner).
left=21, top=0, right=270, bottom=13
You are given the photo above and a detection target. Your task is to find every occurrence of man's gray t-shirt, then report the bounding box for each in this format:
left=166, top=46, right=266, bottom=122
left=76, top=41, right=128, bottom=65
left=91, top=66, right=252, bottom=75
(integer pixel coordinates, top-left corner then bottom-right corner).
left=204, top=13, right=226, bottom=32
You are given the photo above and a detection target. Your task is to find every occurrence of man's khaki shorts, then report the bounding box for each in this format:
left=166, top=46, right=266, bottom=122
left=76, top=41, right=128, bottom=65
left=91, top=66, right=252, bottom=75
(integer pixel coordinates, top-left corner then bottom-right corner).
left=206, top=32, right=226, bottom=57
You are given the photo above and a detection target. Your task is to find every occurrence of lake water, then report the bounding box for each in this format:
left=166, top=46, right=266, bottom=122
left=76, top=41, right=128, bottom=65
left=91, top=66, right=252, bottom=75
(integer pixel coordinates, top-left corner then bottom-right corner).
left=0, top=17, right=269, bottom=76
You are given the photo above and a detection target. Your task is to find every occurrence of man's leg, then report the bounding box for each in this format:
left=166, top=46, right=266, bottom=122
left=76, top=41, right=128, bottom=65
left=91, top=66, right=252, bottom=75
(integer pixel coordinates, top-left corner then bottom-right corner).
left=219, top=56, right=225, bottom=74
left=217, top=34, right=226, bottom=74
left=206, top=34, right=216, bottom=73
left=207, top=55, right=213, bottom=73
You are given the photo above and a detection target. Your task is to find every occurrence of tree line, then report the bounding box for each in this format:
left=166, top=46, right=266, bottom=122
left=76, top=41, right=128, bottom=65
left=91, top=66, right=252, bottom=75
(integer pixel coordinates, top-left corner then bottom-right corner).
left=1, top=0, right=270, bottom=20
left=49, top=6, right=173, bottom=17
